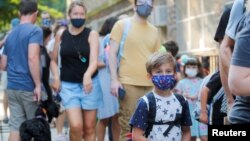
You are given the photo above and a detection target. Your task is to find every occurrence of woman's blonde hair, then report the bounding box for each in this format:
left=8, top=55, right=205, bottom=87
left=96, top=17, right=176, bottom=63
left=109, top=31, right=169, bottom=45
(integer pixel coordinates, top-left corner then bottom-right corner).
left=68, top=0, right=87, bottom=15
left=146, top=52, right=176, bottom=75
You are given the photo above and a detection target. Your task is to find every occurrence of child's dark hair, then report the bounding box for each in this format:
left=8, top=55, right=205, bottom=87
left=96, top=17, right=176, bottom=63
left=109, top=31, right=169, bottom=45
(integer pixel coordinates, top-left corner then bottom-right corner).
left=134, top=0, right=138, bottom=5
left=99, top=17, right=118, bottom=36
left=183, top=58, right=204, bottom=78
left=146, top=52, right=176, bottom=75
left=162, top=40, right=179, bottom=57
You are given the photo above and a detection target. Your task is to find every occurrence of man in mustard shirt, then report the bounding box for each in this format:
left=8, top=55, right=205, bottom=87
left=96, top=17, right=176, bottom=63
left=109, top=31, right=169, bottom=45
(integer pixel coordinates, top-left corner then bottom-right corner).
left=109, top=0, right=161, bottom=140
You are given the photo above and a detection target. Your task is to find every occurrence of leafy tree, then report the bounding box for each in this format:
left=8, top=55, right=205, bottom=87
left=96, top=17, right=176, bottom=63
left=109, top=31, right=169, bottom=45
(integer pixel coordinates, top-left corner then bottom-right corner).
left=0, top=0, right=19, bottom=32
left=0, top=0, right=66, bottom=32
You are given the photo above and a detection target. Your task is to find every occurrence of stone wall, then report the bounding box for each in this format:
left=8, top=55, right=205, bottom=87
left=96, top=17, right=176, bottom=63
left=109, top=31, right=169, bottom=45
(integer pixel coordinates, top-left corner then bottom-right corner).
left=167, top=0, right=234, bottom=55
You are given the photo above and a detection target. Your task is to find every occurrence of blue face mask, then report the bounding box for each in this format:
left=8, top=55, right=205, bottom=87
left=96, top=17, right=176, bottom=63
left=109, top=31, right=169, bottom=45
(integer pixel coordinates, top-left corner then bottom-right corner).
left=71, top=18, right=85, bottom=28
left=42, top=19, right=51, bottom=27
left=152, top=75, right=176, bottom=90
left=136, top=4, right=152, bottom=18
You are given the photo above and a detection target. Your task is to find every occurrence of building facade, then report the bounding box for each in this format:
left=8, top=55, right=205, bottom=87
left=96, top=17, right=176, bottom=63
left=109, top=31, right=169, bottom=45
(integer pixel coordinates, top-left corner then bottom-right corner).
left=168, top=0, right=233, bottom=55
left=166, top=0, right=233, bottom=71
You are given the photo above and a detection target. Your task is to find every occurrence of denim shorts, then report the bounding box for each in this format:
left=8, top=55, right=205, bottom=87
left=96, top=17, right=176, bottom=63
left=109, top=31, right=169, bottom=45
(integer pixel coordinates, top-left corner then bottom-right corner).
left=60, top=77, right=103, bottom=110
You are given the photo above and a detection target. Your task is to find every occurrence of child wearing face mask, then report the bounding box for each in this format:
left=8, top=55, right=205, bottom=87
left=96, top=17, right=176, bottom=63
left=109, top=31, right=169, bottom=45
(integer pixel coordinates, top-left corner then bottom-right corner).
left=175, top=58, right=208, bottom=141
left=129, top=52, right=192, bottom=141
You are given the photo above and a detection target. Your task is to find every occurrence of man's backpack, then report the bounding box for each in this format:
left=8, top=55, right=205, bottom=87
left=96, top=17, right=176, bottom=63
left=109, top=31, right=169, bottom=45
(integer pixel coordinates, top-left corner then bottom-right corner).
left=102, top=19, right=131, bottom=71
left=142, top=92, right=187, bottom=138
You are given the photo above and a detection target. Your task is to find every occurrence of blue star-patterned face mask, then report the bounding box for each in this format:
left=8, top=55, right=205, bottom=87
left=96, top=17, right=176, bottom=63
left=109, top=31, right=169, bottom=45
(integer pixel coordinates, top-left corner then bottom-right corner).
left=151, top=74, right=176, bottom=90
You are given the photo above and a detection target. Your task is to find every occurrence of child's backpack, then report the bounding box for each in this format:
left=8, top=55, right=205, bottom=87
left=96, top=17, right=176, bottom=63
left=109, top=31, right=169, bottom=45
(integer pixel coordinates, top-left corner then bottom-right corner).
left=102, top=19, right=132, bottom=71
left=142, top=92, right=187, bottom=138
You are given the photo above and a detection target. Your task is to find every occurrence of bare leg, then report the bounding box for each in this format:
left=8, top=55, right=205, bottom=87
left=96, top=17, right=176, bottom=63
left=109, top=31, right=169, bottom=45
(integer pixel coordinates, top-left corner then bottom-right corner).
left=56, top=111, right=66, bottom=134
left=97, top=118, right=109, bottom=141
left=83, top=110, right=97, bottom=141
left=8, top=131, right=20, bottom=141
left=3, top=90, right=8, bottom=118
left=200, top=135, right=208, bottom=141
left=111, top=114, right=120, bottom=141
left=66, top=108, right=83, bottom=141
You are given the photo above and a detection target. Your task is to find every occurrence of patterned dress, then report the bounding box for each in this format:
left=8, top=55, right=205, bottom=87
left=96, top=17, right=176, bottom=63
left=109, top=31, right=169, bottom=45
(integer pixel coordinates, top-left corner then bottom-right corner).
left=97, top=35, right=119, bottom=119
left=175, top=77, right=208, bottom=137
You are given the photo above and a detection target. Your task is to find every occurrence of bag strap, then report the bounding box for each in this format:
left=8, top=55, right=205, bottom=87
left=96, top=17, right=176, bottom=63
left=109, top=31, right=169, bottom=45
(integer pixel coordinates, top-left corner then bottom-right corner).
left=117, top=19, right=132, bottom=66
left=174, top=94, right=186, bottom=108
left=174, top=93, right=187, bottom=123
left=144, top=93, right=185, bottom=138
left=144, top=92, right=156, bottom=138
left=212, top=87, right=224, bottom=104
left=102, top=34, right=111, bottom=48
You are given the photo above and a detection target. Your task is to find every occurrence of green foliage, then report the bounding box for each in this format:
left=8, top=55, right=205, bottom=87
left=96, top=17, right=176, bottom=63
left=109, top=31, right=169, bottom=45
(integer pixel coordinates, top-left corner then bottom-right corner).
left=0, top=1, right=19, bottom=31
left=39, top=0, right=66, bottom=13
left=0, top=0, right=66, bottom=32
left=38, top=4, right=65, bottom=23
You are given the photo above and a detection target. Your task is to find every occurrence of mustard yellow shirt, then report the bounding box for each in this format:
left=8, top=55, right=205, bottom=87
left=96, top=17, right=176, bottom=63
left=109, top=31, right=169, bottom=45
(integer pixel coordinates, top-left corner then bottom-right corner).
left=110, top=17, right=161, bottom=86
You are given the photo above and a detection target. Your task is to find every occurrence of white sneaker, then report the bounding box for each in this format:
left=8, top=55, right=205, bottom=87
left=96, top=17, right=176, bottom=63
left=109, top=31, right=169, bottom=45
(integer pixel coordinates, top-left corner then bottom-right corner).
left=56, top=134, right=69, bottom=141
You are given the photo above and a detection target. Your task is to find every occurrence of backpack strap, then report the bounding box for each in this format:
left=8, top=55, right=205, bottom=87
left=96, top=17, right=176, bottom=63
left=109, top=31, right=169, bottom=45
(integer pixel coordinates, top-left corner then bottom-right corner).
left=102, top=34, right=111, bottom=65
left=159, top=94, right=184, bottom=137
left=174, top=94, right=186, bottom=120
left=174, top=94, right=186, bottom=108
left=144, top=93, right=184, bottom=138
left=144, top=92, right=156, bottom=138
left=117, top=19, right=132, bottom=68
left=102, top=34, right=111, bottom=49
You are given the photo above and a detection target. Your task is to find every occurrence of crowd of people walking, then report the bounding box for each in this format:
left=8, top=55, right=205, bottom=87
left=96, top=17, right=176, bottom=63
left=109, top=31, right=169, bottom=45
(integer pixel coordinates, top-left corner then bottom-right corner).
left=1, top=0, right=250, bottom=141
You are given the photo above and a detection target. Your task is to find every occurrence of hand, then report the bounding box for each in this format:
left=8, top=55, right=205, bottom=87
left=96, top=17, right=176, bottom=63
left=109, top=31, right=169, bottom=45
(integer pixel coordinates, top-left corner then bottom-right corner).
left=51, top=77, right=61, bottom=93
left=83, top=74, right=92, bottom=94
left=34, top=86, right=41, bottom=102
left=111, top=79, right=123, bottom=97
left=189, top=96, right=198, bottom=101
left=199, top=111, right=208, bottom=124
left=183, top=93, right=189, bottom=99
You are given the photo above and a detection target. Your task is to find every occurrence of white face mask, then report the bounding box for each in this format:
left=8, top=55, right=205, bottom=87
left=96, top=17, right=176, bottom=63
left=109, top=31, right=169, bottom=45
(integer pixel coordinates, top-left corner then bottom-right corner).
left=185, top=68, right=198, bottom=77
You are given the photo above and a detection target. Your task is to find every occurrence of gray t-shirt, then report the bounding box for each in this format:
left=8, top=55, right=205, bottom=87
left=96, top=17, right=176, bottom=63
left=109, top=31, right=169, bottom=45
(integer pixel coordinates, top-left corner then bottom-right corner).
left=225, top=0, right=245, bottom=40
left=3, top=23, right=43, bottom=91
left=230, top=12, right=250, bottom=124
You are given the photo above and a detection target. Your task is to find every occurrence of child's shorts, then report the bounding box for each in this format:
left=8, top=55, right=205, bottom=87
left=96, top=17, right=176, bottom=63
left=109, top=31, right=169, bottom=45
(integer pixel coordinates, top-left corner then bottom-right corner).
left=60, top=77, right=103, bottom=110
